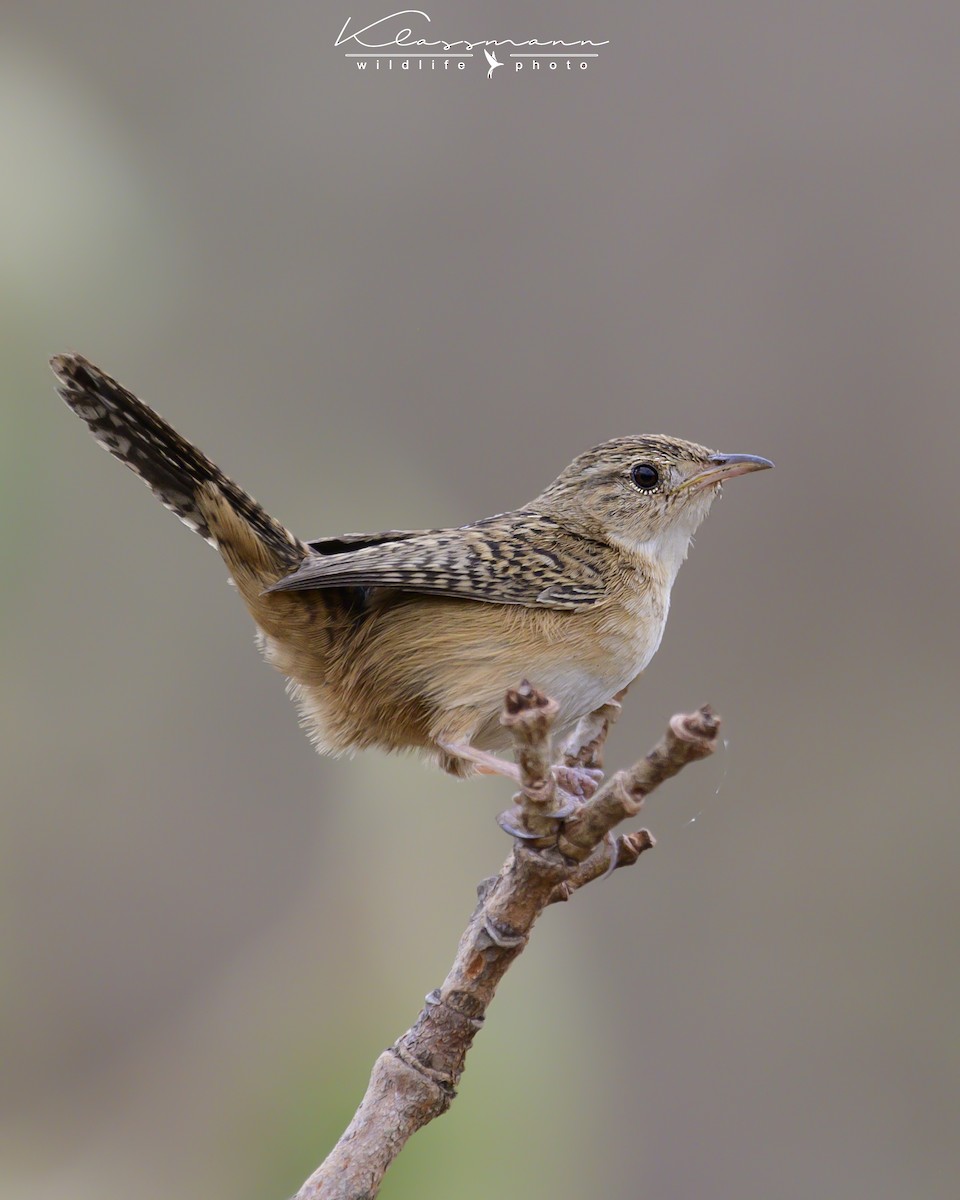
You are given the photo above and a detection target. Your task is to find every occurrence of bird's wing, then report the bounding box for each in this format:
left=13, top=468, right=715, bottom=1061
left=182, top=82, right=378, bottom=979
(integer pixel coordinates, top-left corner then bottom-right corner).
left=268, top=513, right=609, bottom=610
left=484, top=48, right=496, bottom=67
left=306, top=529, right=429, bottom=555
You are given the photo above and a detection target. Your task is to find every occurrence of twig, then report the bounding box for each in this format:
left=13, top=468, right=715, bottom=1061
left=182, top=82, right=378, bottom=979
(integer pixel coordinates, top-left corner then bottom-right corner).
left=293, top=690, right=720, bottom=1200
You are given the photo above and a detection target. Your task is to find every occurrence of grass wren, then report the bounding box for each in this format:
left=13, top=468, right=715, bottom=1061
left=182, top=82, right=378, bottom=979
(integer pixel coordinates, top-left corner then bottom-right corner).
left=52, top=355, right=772, bottom=795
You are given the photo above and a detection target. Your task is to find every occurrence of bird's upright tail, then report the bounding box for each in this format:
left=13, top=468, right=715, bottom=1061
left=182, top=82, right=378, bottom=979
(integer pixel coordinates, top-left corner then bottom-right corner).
left=51, top=354, right=306, bottom=606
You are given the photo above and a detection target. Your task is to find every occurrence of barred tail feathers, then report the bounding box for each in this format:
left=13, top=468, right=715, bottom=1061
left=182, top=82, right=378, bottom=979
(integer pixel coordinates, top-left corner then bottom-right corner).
left=51, top=354, right=304, bottom=576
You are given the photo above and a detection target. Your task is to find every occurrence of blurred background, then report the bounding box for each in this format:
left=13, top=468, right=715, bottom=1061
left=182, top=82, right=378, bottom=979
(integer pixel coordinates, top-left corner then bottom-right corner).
left=2, top=2, right=959, bottom=1197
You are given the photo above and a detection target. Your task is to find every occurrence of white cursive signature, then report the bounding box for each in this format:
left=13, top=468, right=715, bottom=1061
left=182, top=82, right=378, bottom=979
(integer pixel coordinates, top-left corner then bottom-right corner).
left=335, top=10, right=608, bottom=53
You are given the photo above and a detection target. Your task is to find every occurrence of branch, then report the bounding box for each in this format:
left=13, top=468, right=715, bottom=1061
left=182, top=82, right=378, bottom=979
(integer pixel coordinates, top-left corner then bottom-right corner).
left=293, top=687, right=721, bottom=1199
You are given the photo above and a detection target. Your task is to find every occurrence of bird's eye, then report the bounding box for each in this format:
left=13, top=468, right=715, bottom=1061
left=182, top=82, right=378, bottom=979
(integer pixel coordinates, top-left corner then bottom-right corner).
left=631, top=463, right=661, bottom=491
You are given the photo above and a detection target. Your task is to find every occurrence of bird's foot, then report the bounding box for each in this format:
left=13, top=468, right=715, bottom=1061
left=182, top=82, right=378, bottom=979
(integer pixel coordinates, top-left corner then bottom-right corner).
left=552, top=763, right=604, bottom=801
left=438, top=742, right=603, bottom=802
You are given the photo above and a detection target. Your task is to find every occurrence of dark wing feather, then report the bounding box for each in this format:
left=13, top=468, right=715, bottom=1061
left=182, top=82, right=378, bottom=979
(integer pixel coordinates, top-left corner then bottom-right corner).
left=268, top=513, right=608, bottom=610
left=306, top=529, right=430, bottom=555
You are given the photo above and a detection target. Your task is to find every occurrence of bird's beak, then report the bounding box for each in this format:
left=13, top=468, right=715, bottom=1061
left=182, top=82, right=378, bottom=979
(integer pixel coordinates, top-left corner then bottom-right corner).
left=681, top=453, right=774, bottom=493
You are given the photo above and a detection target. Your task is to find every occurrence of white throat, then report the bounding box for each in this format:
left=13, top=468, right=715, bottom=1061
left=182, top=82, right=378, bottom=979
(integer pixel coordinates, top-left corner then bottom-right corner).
left=615, top=526, right=694, bottom=587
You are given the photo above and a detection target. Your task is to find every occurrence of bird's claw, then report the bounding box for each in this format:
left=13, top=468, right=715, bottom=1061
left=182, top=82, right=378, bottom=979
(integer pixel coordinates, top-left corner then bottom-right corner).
left=496, top=786, right=581, bottom=839
left=553, top=764, right=604, bottom=800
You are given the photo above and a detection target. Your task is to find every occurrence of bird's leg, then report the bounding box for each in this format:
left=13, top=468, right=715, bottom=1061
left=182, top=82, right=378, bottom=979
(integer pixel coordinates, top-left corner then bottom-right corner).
left=438, top=741, right=522, bottom=783
left=438, top=742, right=603, bottom=801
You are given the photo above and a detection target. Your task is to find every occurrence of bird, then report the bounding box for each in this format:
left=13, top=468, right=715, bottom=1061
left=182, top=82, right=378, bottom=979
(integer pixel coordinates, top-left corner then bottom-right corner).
left=484, top=48, right=503, bottom=79
left=51, top=354, right=772, bottom=797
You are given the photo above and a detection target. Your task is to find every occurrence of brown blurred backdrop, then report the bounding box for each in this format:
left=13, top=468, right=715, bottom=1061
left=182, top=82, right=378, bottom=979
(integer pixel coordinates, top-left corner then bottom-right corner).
left=2, top=3, right=959, bottom=1197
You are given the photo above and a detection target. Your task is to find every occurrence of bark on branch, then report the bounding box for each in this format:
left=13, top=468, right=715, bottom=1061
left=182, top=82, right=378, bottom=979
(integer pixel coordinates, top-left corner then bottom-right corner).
left=294, top=686, right=721, bottom=1199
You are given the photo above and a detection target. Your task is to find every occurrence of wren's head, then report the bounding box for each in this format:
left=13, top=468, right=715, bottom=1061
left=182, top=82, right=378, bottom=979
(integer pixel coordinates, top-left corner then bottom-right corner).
left=536, top=435, right=773, bottom=573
